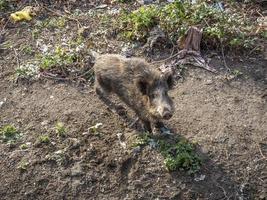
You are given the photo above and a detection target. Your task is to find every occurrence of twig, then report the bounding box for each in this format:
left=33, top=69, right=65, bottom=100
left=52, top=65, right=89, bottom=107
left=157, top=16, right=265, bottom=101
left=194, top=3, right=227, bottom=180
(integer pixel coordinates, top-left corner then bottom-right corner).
left=13, top=48, right=20, bottom=68
left=216, top=182, right=231, bottom=200
left=40, top=72, right=69, bottom=81
left=129, top=117, right=139, bottom=128
left=78, top=68, right=94, bottom=79
left=257, top=143, right=267, bottom=161
left=256, top=9, right=264, bottom=18
left=151, top=52, right=180, bottom=64
left=220, top=39, right=230, bottom=72
left=245, top=45, right=260, bottom=59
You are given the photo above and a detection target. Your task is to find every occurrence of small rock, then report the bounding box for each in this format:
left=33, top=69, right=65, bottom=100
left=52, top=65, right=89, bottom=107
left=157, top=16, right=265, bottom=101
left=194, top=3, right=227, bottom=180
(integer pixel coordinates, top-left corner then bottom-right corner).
left=54, top=150, right=64, bottom=155
left=205, top=79, right=213, bottom=85
left=0, top=98, right=6, bottom=108
left=132, top=146, right=141, bottom=155
left=117, top=133, right=127, bottom=149
left=148, top=139, right=158, bottom=149
left=259, top=193, right=267, bottom=199
left=0, top=101, right=4, bottom=108
left=71, top=162, right=83, bottom=176
left=41, top=120, right=49, bottom=126
left=96, top=4, right=108, bottom=9
left=160, top=126, right=172, bottom=135
left=68, top=138, right=81, bottom=150
left=194, top=174, right=206, bottom=181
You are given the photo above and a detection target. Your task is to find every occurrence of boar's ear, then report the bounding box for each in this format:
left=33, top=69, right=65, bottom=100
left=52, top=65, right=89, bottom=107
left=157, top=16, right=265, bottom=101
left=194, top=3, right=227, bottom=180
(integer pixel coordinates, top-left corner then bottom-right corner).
left=137, top=80, right=148, bottom=95
left=164, top=72, right=174, bottom=89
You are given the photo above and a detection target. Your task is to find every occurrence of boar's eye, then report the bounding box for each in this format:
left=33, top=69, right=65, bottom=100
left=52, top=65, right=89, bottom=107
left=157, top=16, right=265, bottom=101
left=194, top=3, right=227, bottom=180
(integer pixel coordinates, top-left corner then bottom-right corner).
left=151, top=93, right=156, bottom=99
left=137, top=80, right=148, bottom=95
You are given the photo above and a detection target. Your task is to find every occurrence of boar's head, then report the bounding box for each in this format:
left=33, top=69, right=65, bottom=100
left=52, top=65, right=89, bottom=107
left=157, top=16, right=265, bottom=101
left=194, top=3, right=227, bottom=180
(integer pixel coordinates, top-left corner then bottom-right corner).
left=137, top=71, right=174, bottom=120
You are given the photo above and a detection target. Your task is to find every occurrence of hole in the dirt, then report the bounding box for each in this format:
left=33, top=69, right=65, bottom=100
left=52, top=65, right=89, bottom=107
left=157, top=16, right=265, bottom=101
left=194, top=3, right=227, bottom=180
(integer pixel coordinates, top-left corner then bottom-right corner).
left=120, top=157, right=134, bottom=176
left=107, top=161, right=117, bottom=172
left=37, top=178, right=49, bottom=188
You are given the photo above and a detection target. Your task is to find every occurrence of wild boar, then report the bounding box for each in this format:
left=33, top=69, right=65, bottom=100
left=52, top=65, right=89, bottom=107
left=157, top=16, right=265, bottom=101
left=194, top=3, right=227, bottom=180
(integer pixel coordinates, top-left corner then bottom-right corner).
left=94, top=54, right=174, bottom=132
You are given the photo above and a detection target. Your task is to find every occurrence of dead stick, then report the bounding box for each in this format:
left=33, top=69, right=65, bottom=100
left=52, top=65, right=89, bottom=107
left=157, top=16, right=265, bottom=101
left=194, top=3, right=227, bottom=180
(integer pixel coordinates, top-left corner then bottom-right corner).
left=220, top=39, right=230, bottom=72
left=13, top=48, right=20, bottom=68
left=257, top=143, right=267, bottom=160
left=151, top=52, right=180, bottom=64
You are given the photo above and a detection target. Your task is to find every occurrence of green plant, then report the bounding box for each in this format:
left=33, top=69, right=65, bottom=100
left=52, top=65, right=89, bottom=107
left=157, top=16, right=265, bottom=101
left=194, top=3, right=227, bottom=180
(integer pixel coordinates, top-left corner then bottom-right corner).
left=120, top=5, right=158, bottom=41
left=131, top=132, right=201, bottom=173
left=31, top=28, right=40, bottom=39
left=232, top=69, right=243, bottom=77
left=39, top=135, right=50, bottom=143
left=40, top=55, right=59, bottom=69
left=88, top=123, right=103, bottom=135
left=159, top=139, right=202, bottom=173
left=55, top=122, right=66, bottom=137
left=131, top=132, right=151, bottom=147
left=119, top=0, right=262, bottom=51
left=36, top=17, right=66, bottom=29
left=0, top=125, right=21, bottom=143
left=0, top=0, right=8, bottom=11
left=17, top=159, right=29, bottom=171
left=20, top=143, right=29, bottom=150
left=15, top=62, right=39, bottom=79
left=39, top=45, right=79, bottom=70
left=21, top=45, right=34, bottom=55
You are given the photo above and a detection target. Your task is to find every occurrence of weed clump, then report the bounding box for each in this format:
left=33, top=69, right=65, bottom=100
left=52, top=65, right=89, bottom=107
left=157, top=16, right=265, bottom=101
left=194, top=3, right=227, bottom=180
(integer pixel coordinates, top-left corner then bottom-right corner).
left=159, top=139, right=202, bottom=173
left=15, top=62, right=39, bottom=79
left=0, top=0, right=8, bottom=11
left=39, top=135, right=50, bottom=144
left=0, top=125, right=21, bottom=143
left=120, top=5, right=158, bottom=41
left=55, top=122, right=66, bottom=137
left=131, top=132, right=152, bottom=147
left=132, top=133, right=202, bottom=173
left=35, top=17, right=66, bottom=30
left=38, top=45, right=81, bottom=70
left=17, top=159, right=29, bottom=171
left=20, top=143, right=29, bottom=150
left=16, top=37, right=94, bottom=83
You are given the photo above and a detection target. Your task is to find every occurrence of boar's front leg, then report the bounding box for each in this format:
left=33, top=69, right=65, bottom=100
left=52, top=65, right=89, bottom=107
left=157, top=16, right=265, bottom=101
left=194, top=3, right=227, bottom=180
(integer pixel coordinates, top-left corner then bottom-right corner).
left=155, top=121, right=165, bottom=129
left=142, top=119, right=152, bottom=133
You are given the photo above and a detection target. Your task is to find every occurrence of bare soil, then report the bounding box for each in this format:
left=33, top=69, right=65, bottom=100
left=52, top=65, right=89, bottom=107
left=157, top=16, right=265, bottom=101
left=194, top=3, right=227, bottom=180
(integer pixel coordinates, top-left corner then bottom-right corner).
left=0, top=1, right=266, bottom=200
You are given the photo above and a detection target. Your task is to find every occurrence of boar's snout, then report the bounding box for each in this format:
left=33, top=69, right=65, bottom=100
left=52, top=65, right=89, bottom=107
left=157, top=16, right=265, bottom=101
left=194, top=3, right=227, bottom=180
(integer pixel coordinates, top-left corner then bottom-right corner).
left=156, top=103, right=174, bottom=120
left=162, top=108, right=173, bottom=120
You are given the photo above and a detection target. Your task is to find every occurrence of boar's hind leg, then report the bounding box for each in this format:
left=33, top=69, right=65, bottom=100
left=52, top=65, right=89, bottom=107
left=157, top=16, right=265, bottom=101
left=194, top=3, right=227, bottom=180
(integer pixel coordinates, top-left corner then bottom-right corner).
left=95, top=79, right=126, bottom=116
left=95, top=79, right=113, bottom=105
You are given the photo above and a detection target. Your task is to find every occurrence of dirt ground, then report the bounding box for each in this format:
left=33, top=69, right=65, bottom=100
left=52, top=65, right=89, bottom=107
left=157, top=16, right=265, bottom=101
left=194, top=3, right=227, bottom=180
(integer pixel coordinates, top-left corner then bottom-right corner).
left=0, top=1, right=267, bottom=200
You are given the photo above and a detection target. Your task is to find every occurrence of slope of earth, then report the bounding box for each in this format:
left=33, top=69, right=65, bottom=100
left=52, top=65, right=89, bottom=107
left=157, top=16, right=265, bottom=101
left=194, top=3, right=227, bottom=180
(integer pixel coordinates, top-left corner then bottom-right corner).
left=0, top=1, right=266, bottom=200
